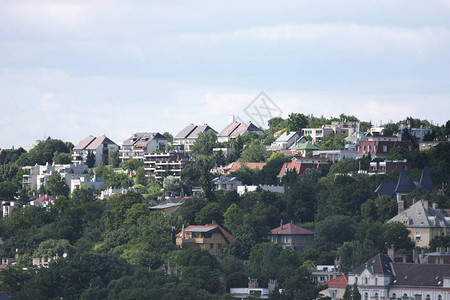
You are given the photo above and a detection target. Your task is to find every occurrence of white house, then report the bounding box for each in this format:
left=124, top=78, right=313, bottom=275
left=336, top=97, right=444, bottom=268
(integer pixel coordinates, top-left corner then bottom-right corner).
left=72, top=135, right=119, bottom=166
left=120, top=132, right=168, bottom=161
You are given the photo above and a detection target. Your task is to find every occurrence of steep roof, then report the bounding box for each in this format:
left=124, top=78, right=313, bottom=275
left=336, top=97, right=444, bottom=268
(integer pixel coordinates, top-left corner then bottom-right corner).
left=394, top=169, right=416, bottom=193
left=218, top=121, right=263, bottom=138
left=74, top=136, right=96, bottom=150
left=352, top=254, right=394, bottom=276
left=85, top=136, right=117, bottom=150
left=275, top=131, right=299, bottom=143
left=419, top=166, right=434, bottom=192
left=270, top=221, right=314, bottom=235
left=122, top=132, right=146, bottom=146
left=277, top=160, right=329, bottom=177
left=223, top=162, right=266, bottom=174
left=388, top=200, right=450, bottom=228
left=175, top=124, right=216, bottom=139
left=374, top=182, right=397, bottom=198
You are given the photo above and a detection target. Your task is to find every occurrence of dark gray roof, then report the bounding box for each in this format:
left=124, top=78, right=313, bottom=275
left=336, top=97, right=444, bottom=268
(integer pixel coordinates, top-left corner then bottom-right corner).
left=394, top=169, right=416, bottom=193
left=374, top=182, right=397, bottom=198
left=352, top=254, right=394, bottom=276
left=419, top=166, right=434, bottom=192
left=392, top=263, right=450, bottom=287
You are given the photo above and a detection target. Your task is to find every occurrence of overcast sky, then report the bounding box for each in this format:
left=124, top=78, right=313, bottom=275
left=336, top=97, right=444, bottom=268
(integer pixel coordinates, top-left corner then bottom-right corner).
left=1, top=0, right=450, bottom=148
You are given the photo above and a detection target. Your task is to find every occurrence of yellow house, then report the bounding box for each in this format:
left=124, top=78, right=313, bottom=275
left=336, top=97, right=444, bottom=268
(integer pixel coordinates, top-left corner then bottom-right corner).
left=175, top=221, right=233, bottom=255
left=388, top=200, right=450, bottom=248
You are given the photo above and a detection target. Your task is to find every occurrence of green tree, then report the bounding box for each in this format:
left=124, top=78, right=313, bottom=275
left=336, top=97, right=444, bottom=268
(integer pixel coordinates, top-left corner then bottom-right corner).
left=18, top=138, right=70, bottom=166
left=45, top=172, right=69, bottom=197
left=382, top=222, right=415, bottom=252
left=195, top=202, right=223, bottom=224
left=191, top=130, right=218, bottom=156
left=320, top=133, right=346, bottom=150
left=268, top=117, right=286, bottom=134
left=33, top=238, right=74, bottom=259
left=108, top=149, right=121, bottom=167
left=382, top=123, right=399, bottom=136
left=163, top=175, right=181, bottom=194
left=224, top=203, right=243, bottom=234
left=86, top=151, right=96, bottom=168
left=52, top=152, right=72, bottom=164
left=286, top=113, right=308, bottom=131
left=135, top=166, right=148, bottom=185
left=239, top=140, right=266, bottom=162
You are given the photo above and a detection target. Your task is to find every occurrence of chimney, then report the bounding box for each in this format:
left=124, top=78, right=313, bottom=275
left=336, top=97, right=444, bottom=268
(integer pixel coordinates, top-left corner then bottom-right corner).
left=432, top=202, right=438, bottom=209
left=181, top=224, right=185, bottom=239
left=412, top=198, right=416, bottom=204
left=211, top=220, right=217, bottom=225
left=280, top=219, right=283, bottom=229
left=268, top=279, right=278, bottom=293
left=388, top=248, right=395, bottom=261
left=413, top=248, right=418, bottom=264
left=398, top=200, right=405, bottom=214
left=423, top=200, right=429, bottom=210
left=248, top=279, right=258, bottom=288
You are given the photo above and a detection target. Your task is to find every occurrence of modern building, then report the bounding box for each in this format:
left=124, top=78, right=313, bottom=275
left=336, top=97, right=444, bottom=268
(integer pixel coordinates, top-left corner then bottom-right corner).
left=236, top=185, right=285, bottom=195
left=69, top=176, right=105, bottom=192
left=72, top=135, right=119, bottom=166
left=143, top=151, right=192, bottom=180
left=369, top=160, right=410, bottom=175
left=355, top=133, right=414, bottom=159
left=268, top=221, right=314, bottom=251
left=173, top=124, right=217, bottom=152
left=313, top=149, right=356, bottom=162
left=120, top=132, right=168, bottom=161
left=301, top=127, right=334, bottom=143
left=175, top=221, right=233, bottom=255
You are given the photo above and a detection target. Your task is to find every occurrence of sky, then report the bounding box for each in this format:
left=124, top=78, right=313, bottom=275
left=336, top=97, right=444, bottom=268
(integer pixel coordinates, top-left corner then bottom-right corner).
left=1, top=0, right=450, bottom=148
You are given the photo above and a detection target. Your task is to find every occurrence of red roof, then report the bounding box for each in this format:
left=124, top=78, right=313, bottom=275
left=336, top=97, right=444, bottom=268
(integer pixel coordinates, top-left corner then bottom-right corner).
left=224, top=162, right=266, bottom=174
left=270, top=222, right=314, bottom=235
left=277, top=161, right=329, bottom=177
left=176, top=223, right=233, bottom=243
left=33, top=195, right=55, bottom=202
left=320, top=275, right=348, bottom=288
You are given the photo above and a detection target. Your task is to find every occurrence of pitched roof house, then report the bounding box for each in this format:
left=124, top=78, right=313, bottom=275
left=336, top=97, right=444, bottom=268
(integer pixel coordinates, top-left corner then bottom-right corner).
left=348, top=253, right=450, bottom=300
left=355, top=134, right=414, bottom=159
left=120, top=132, right=168, bottom=161
left=73, top=135, right=119, bottom=166
left=222, top=162, right=266, bottom=175
left=320, top=275, right=349, bottom=300
left=173, top=124, right=217, bottom=152
left=388, top=199, right=450, bottom=248
left=277, top=157, right=330, bottom=178
left=268, top=221, right=314, bottom=251
left=175, top=221, right=233, bottom=255
left=217, top=121, right=264, bottom=143
left=270, top=131, right=302, bottom=150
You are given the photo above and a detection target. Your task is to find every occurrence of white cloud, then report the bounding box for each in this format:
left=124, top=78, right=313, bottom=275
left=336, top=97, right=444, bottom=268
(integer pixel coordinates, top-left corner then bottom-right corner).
left=176, top=23, right=450, bottom=54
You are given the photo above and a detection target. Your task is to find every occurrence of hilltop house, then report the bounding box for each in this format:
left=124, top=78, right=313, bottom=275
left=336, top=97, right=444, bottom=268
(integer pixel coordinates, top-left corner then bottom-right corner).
left=120, top=132, right=168, bottom=161
left=270, top=131, right=302, bottom=150
left=222, top=162, right=266, bottom=175
left=173, top=124, right=217, bottom=152
left=277, top=157, right=330, bottom=179
left=72, top=135, right=119, bottom=166
left=175, top=221, right=233, bottom=255
left=268, top=221, right=314, bottom=251
left=211, top=176, right=242, bottom=191
left=355, top=132, right=414, bottom=159
left=143, top=151, right=192, bottom=180
left=217, top=120, right=264, bottom=143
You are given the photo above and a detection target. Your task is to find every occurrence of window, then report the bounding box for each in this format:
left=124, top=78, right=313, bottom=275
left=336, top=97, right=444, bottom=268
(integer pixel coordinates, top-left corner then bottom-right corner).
left=383, top=145, right=388, bottom=152
left=392, top=293, right=396, bottom=300
left=375, top=278, right=378, bottom=285
left=365, top=293, right=368, bottom=300
left=375, top=292, right=379, bottom=300
left=438, top=295, right=442, bottom=300
left=425, top=295, right=430, bottom=300
left=209, top=244, right=214, bottom=249
left=415, top=231, right=421, bottom=241
left=365, top=277, right=368, bottom=284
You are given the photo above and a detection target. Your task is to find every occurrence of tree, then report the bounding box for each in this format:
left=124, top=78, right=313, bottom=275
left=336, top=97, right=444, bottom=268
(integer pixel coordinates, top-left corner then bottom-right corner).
left=122, top=159, right=144, bottom=174
left=52, top=152, right=72, bottom=164
left=86, top=151, right=96, bottom=168
left=268, top=117, right=286, bottom=134
left=382, top=123, right=399, bottom=136
left=224, top=204, right=243, bottom=234
left=320, top=133, right=346, bottom=150
left=45, top=172, right=69, bottom=197
left=17, top=138, right=70, bottom=166
left=314, top=215, right=357, bottom=252
left=195, top=202, right=223, bottom=224
left=286, top=113, right=308, bottom=131
left=108, top=149, right=121, bottom=167
left=135, top=166, right=148, bottom=186
left=239, top=140, right=266, bottom=162
left=163, top=132, right=173, bottom=143
left=382, top=222, right=415, bottom=252
left=191, top=130, right=218, bottom=156
left=33, top=238, right=74, bottom=259
left=163, top=175, right=180, bottom=194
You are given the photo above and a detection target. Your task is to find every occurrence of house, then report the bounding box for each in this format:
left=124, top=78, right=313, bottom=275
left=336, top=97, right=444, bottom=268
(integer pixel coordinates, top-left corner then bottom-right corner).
left=173, top=124, right=217, bottom=152
left=236, top=185, right=285, bottom=195
left=1, top=201, right=20, bottom=217
left=268, top=220, right=314, bottom=251
left=212, top=176, right=242, bottom=191
left=72, top=135, right=119, bottom=166
left=369, top=160, right=410, bottom=175
left=143, top=151, right=192, bottom=180
left=313, top=149, right=356, bottom=162
left=270, top=131, right=301, bottom=150
left=347, top=253, right=450, bottom=300
left=217, top=120, right=264, bottom=143
left=222, top=162, right=266, bottom=175
left=22, top=162, right=88, bottom=191
left=230, top=279, right=278, bottom=299
left=277, top=157, right=330, bottom=179
left=175, top=221, right=233, bottom=255
left=149, top=197, right=186, bottom=215
left=69, top=176, right=105, bottom=192
left=311, top=265, right=340, bottom=284
left=388, top=199, right=450, bottom=248
left=374, top=167, right=434, bottom=201
left=355, top=133, right=414, bottom=159
left=419, top=141, right=446, bottom=151
left=301, top=127, right=333, bottom=143
left=98, top=187, right=137, bottom=200
left=320, top=275, right=349, bottom=300
left=29, top=194, right=55, bottom=207
left=330, top=121, right=361, bottom=138
left=289, top=141, right=320, bottom=157
left=120, top=132, right=168, bottom=161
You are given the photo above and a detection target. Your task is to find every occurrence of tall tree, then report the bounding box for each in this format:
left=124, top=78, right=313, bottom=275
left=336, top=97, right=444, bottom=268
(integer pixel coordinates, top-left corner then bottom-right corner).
left=45, top=172, right=70, bottom=197
left=286, top=113, right=308, bottom=131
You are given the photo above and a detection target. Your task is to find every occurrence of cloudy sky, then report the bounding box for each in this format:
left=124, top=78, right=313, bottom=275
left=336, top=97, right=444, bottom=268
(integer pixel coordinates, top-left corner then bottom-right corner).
left=1, top=0, right=450, bottom=148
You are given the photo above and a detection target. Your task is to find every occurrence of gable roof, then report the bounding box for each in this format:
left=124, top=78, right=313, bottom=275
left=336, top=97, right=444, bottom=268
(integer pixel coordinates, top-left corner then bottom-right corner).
left=391, top=263, right=450, bottom=287
left=218, top=121, right=263, bottom=138
left=175, top=124, right=217, bottom=139
left=374, top=182, right=397, bottom=198
left=176, top=223, right=233, bottom=243
left=122, top=132, right=146, bottom=146
left=74, top=136, right=96, bottom=150
left=277, top=159, right=330, bottom=177
left=395, top=169, right=417, bottom=193
left=290, top=141, right=320, bottom=151
left=270, top=221, right=314, bottom=235
left=275, top=131, right=300, bottom=143
left=86, top=136, right=117, bottom=150
left=33, top=195, right=55, bottom=202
